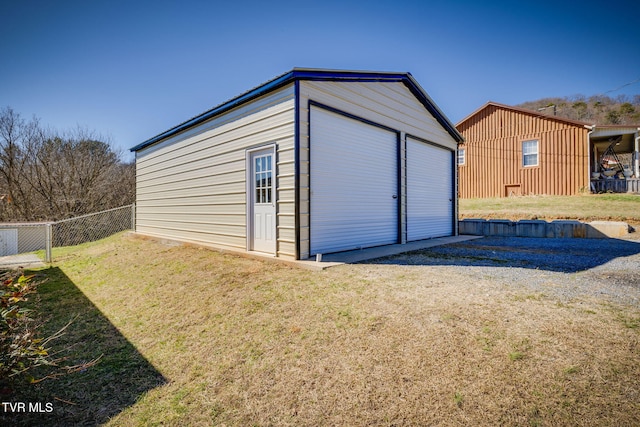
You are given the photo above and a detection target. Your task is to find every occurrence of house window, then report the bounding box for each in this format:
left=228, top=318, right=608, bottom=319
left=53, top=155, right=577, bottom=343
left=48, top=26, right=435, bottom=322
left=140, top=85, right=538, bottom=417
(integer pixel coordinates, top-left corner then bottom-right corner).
left=522, top=140, right=538, bottom=167
left=457, top=148, right=465, bottom=165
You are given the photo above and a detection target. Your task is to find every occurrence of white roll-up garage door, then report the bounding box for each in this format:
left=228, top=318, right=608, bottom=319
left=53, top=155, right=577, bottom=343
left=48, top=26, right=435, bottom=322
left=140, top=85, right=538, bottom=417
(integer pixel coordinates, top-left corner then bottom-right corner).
left=407, top=136, right=454, bottom=241
left=310, top=106, right=399, bottom=255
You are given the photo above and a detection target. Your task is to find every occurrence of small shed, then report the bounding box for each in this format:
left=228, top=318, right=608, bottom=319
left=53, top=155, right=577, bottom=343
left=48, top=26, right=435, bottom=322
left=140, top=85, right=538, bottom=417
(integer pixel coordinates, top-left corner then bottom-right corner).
left=131, top=68, right=462, bottom=260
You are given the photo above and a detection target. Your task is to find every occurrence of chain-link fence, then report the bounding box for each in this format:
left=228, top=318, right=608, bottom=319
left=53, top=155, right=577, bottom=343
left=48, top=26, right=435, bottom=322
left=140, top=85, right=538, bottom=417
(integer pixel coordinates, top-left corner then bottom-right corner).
left=0, top=222, right=48, bottom=256
left=52, top=205, right=135, bottom=247
left=0, top=204, right=135, bottom=267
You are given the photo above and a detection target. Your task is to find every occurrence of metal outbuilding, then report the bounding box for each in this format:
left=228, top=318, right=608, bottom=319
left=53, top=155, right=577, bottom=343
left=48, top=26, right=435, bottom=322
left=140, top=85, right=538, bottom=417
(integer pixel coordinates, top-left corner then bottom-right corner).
left=130, top=68, right=462, bottom=260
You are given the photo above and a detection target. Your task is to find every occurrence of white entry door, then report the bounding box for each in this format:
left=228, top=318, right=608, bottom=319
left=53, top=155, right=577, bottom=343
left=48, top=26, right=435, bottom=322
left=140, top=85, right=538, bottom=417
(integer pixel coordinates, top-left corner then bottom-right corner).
left=249, top=148, right=276, bottom=254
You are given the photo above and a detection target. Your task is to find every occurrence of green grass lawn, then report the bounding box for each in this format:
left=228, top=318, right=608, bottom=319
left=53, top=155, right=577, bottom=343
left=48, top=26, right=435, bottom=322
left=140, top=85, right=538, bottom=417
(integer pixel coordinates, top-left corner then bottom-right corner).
left=459, top=193, right=640, bottom=225
left=2, top=232, right=639, bottom=426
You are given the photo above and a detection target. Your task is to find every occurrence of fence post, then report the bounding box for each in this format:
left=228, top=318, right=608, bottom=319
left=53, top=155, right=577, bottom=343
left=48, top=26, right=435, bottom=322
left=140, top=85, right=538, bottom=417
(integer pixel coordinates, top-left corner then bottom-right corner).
left=131, top=203, right=136, bottom=232
left=45, top=223, right=52, bottom=263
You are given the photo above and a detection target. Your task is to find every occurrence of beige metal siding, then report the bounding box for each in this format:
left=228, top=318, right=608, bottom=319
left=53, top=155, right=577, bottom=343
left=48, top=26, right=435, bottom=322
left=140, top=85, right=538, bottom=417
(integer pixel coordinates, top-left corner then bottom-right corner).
left=297, top=80, right=458, bottom=259
left=300, top=81, right=457, bottom=150
left=136, top=85, right=296, bottom=258
left=457, top=105, right=590, bottom=198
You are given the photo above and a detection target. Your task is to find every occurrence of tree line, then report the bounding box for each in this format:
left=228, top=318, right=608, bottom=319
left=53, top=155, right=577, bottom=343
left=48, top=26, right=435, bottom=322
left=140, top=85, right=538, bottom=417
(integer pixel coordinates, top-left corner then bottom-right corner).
left=0, top=106, right=135, bottom=222
left=517, top=93, right=640, bottom=125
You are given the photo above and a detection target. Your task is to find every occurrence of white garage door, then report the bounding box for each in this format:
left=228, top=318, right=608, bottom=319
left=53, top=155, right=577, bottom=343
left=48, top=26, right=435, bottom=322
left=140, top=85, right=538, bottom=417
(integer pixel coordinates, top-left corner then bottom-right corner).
left=310, top=106, right=399, bottom=255
left=407, top=137, right=454, bottom=241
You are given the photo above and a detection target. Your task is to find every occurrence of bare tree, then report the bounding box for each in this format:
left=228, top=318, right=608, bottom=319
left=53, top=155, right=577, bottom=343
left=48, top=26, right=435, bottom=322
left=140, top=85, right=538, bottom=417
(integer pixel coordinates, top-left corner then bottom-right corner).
left=0, top=107, right=135, bottom=222
left=0, top=107, right=42, bottom=220
left=517, top=94, right=640, bottom=125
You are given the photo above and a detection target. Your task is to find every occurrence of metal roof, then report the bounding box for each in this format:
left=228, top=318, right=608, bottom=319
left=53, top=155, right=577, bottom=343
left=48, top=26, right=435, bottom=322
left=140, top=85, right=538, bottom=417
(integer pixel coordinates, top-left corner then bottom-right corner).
left=456, top=101, right=595, bottom=129
left=130, top=68, right=463, bottom=152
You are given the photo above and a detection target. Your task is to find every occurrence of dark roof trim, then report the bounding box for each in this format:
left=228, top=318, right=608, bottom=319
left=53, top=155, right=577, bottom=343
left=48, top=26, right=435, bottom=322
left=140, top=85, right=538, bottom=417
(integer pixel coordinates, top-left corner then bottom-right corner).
left=131, top=68, right=462, bottom=152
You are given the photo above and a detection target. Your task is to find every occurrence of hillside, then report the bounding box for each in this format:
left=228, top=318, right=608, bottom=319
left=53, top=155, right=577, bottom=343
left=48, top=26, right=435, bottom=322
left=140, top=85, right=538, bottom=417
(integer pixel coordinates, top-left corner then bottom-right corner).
left=517, top=94, right=640, bottom=125
left=6, top=232, right=640, bottom=426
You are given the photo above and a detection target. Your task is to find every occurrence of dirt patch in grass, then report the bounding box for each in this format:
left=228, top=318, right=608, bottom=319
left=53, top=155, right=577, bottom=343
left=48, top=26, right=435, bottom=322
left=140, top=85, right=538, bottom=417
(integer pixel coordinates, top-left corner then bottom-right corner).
left=6, top=233, right=639, bottom=426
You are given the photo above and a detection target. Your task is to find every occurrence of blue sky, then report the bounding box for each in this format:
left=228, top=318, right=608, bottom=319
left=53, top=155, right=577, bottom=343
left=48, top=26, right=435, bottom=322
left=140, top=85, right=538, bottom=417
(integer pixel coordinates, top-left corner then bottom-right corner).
left=2, top=0, right=639, bottom=160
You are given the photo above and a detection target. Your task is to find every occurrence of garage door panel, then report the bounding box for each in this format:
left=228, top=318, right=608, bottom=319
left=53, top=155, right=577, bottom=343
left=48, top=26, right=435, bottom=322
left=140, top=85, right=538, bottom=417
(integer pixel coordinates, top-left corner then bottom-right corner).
left=310, top=106, right=398, bottom=255
left=407, top=137, right=453, bottom=241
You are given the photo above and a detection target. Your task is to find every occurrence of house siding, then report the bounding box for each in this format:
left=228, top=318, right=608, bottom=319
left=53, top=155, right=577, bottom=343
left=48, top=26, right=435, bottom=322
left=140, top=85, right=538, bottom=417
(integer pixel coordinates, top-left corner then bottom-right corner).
left=135, top=85, right=297, bottom=258
left=457, top=105, right=590, bottom=198
left=297, top=80, right=457, bottom=259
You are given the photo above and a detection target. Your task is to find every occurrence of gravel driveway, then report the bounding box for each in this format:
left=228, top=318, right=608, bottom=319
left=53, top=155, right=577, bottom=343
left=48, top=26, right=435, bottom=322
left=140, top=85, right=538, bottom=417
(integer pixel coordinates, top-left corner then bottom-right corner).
left=369, top=234, right=640, bottom=307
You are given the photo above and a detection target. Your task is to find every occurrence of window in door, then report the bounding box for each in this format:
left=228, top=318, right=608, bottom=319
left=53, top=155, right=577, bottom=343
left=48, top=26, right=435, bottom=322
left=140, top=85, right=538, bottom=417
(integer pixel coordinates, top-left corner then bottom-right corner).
left=254, top=154, right=272, bottom=204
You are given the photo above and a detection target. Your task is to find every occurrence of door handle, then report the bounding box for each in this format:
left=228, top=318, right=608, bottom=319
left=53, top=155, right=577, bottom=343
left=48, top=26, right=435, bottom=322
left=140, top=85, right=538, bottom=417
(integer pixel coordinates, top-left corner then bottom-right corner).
left=392, top=195, right=398, bottom=199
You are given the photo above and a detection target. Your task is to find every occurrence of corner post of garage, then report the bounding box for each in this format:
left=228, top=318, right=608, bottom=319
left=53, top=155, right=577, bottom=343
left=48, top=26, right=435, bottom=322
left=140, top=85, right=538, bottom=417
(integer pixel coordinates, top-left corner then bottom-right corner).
left=454, top=144, right=459, bottom=236
left=399, top=132, right=407, bottom=245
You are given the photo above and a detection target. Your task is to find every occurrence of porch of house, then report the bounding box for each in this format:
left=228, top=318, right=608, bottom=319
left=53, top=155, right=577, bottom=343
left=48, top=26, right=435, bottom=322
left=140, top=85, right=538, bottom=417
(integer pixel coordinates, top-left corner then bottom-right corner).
left=589, top=125, right=640, bottom=194
left=590, top=178, right=640, bottom=193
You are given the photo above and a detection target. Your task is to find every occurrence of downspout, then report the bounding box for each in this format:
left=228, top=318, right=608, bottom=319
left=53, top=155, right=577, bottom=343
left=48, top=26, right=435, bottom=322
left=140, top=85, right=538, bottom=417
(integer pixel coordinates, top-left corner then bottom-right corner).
left=585, top=125, right=595, bottom=189
left=635, top=128, right=640, bottom=178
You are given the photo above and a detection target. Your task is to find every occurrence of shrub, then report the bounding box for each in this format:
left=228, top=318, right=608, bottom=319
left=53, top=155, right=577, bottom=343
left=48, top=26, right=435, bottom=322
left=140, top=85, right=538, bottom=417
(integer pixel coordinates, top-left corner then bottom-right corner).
left=0, top=270, right=51, bottom=383
left=0, top=270, right=98, bottom=385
